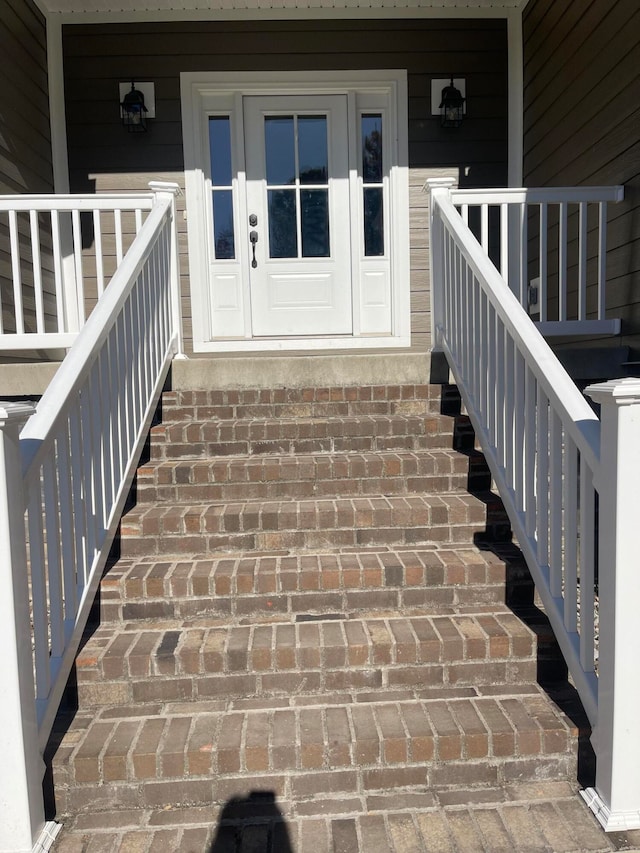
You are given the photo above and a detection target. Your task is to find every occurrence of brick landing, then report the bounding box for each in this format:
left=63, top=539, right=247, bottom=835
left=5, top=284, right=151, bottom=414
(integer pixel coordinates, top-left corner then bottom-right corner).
left=48, top=384, right=630, bottom=852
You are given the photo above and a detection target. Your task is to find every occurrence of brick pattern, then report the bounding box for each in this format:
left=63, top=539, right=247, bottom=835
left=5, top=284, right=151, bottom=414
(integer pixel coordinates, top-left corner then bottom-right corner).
left=49, top=383, right=591, bottom=850
left=96, top=548, right=510, bottom=623
left=55, top=781, right=625, bottom=853
left=136, top=449, right=469, bottom=503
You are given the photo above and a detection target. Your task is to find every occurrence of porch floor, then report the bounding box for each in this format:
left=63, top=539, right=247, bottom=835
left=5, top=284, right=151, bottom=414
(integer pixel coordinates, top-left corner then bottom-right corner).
left=52, top=778, right=640, bottom=852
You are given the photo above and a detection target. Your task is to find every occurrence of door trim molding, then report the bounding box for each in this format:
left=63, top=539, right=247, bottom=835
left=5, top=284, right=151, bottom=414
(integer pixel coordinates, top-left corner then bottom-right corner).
left=180, top=69, right=410, bottom=353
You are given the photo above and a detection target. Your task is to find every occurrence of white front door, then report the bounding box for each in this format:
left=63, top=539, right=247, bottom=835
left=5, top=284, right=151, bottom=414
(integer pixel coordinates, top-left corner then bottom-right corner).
left=243, top=96, right=352, bottom=337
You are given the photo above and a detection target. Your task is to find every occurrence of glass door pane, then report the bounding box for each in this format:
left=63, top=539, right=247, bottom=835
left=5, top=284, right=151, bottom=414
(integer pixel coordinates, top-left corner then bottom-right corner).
left=264, top=114, right=330, bottom=260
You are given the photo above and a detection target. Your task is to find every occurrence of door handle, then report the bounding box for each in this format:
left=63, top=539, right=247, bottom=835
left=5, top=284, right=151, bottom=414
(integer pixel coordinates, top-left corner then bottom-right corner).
left=250, top=230, right=258, bottom=268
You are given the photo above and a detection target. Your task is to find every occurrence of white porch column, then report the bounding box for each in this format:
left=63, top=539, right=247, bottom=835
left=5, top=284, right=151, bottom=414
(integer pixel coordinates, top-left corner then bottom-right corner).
left=425, top=178, right=456, bottom=353
left=149, top=181, right=186, bottom=358
left=582, top=378, right=640, bottom=831
left=0, top=402, right=45, bottom=853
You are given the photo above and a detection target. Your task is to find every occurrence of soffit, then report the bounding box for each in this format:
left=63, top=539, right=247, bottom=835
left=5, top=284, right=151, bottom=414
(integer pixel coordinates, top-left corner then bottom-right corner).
left=42, top=0, right=524, bottom=22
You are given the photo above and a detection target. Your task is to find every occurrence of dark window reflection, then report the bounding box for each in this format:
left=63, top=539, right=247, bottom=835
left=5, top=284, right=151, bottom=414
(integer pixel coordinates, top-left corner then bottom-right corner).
left=209, top=117, right=233, bottom=186
left=364, top=188, right=384, bottom=256
left=268, top=189, right=298, bottom=258
left=301, top=190, right=330, bottom=257
left=362, top=114, right=383, bottom=183
left=265, top=117, right=296, bottom=185
left=299, top=116, right=328, bottom=185
left=213, top=190, right=235, bottom=260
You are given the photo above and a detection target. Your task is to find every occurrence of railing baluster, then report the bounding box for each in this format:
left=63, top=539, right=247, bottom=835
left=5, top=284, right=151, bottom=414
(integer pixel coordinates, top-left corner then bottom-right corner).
left=68, top=401, right=88, bottom=593
left=480, top=203, right=489, bottom=254
left=524, top=366, right=536, bottom=536
left=27, top=483, right=50, bottom=702
left=504, top=335, right=515, bottom=489
left=579, top=457, right=596, bottom=672
left=56, top=427, right=77, bottom=628
left=115, top=209, right=124, bottom=264
left=558, top=202, right=568, bottom=321
left=50, top=210, right=66, bottom=333
left=549, top=411, right=563, bottom=597
left=598, top=202, right=607, bottom=320
left=9, top=210, right=25, bottom=334
left=563, top=439, right=578, bottom=633
left=519, top=202, right=527, bottom=307
left=29, top=210, right=45, bottom=333
left=94, top=209, right=105, bottom=297
left=536, top=385, right=549, bottom=568
left=514, top=347, right=525, bottom=509
left=43, top=454, right=64, bottom=660
left=71, top=209, right=86, bottom=325
left=539, top=203, right=547, bottom=322
left=578, top=202, right=588, bottom=321
left=500, top=203, right=508, bottom=285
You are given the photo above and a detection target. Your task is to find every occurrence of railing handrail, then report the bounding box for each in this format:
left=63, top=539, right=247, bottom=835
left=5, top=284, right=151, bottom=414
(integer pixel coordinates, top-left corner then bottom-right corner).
left=450, top=185, right=625, bottom=205
left=0, top=193, right=155, bottom=212
left=20, top=198, right=172, bottom=478
left=434, top=189, right=601, bottom=472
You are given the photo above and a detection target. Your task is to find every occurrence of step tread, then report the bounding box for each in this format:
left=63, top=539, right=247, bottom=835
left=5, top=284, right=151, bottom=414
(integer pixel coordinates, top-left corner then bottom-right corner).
left=52, top=688, right=577, bottom=792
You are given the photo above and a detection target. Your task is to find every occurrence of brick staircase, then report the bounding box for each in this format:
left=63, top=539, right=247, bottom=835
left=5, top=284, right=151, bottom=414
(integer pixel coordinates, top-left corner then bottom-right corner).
left=48, top=382, right=586, bottom=850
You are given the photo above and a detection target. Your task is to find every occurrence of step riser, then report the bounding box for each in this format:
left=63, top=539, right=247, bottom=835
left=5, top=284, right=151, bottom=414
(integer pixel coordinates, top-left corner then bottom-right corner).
left=150, top=433, right=456, bottom=460
left=98, top=585, right=508, bottom=623
left=75, top=659, right=540, bottom=708
left=136, top=471, right=469, bottom=504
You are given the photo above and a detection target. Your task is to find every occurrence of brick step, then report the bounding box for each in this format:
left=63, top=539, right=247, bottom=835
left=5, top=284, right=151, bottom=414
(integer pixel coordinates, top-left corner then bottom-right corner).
left=136, top=449, right=470, bottom=504
left=118, top=493, right=510, bottom=557
left=50, top=784, right=614, bottom=853
left=159, top=383, right=445, bottom=424
left=72, top=609, right=537, bottom=707
left=148, top=414, right=456, bottom=460
left=50, top=688, right=578, bottom=816
left=97, top=547, right=514, bottom=624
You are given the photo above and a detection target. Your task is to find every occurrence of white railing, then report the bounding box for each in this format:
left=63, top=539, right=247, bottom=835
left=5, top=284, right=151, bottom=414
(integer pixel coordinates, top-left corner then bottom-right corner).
left=0, top=193, right=155, bottom=350
left=449, top=184, right=624, bottom=337
left=428, top=180, right=640, bottom=833
left=0, top=183, right=182, bottom=853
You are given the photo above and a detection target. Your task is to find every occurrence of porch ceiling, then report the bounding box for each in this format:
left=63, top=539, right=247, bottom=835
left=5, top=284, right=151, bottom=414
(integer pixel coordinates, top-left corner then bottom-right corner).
left=42, top=0, right=525, bottom=19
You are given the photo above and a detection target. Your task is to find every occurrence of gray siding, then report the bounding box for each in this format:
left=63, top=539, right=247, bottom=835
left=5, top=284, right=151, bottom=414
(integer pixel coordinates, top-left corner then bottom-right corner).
left=63, top=19, right=508, bottom=355
left=0, top=0, right=55, bottom=363
left=523, top=0, right=640, bottom=352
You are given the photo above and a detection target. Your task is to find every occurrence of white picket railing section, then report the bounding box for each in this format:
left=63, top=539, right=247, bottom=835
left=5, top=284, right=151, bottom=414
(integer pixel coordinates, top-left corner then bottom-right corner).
left=0, top=193, right=155, bottom=350
left=428, top=180, right=640, bottom=833
left=0, top=184, right=182, bottom=853
left=449, top=185, right=624, bottom=337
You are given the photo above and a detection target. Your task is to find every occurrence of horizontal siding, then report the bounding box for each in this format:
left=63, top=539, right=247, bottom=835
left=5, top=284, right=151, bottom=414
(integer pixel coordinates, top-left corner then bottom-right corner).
left=523, top=0, right=640, bottom=354
left=63, top=19, right=508, bottom=355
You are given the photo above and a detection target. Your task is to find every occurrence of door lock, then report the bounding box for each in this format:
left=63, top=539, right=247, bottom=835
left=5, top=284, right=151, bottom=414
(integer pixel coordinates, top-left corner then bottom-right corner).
left=250, top=229, right=259, bottom=268
left=249, top=214, right=258, bottom=227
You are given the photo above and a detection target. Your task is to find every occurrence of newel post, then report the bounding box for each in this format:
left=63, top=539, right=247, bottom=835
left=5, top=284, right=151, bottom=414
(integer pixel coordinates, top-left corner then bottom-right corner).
left=149, top=181, right=185, bottom=358
left=0, top=402, right=45, bottom=853
left=582, top=378, right=640, bottom=831
left=425, top=178, right=456, bottom=352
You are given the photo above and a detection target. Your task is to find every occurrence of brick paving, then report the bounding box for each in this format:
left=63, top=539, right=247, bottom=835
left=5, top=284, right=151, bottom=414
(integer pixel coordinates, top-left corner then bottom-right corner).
left=48, top=384, right=635, bottom=851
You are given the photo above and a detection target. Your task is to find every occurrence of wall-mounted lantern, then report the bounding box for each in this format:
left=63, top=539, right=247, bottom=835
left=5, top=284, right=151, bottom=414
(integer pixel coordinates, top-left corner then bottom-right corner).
left=431, top=78, right=466, bottom=128
left=119, top=81, right=155, bottom=133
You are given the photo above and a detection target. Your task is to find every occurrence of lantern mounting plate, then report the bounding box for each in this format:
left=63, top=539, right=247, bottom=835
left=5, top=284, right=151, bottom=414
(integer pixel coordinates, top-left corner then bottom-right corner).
left=431, top=78, right=466, bottom=117
left=119, top=82, right=156, bottom=119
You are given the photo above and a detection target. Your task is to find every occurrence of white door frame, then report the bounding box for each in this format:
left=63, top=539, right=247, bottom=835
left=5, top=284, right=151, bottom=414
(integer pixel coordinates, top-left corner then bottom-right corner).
left=181, top=69, right=410, bottom=353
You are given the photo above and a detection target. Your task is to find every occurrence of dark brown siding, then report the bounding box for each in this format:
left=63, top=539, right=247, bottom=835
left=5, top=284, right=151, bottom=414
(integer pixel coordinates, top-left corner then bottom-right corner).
left=523, top=0, right=640, bottom=352
left=0, top=0, right=55, bottom=363
left=63, top=19, right=508, bottom=354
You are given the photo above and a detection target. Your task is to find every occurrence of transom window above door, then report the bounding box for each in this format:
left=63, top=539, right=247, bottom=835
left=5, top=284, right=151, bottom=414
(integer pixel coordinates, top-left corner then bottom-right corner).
left=181, top=71, right=409, bottom=353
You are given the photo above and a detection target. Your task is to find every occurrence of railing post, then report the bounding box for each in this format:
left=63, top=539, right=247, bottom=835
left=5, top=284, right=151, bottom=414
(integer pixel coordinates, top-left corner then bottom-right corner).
left=149, top=181, right=185, bottom=358
left=582, top=378, right=640, bottom=831
left=0, top=402, right=46, bottom=853
left=425, top=178, right=456, bottom=351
